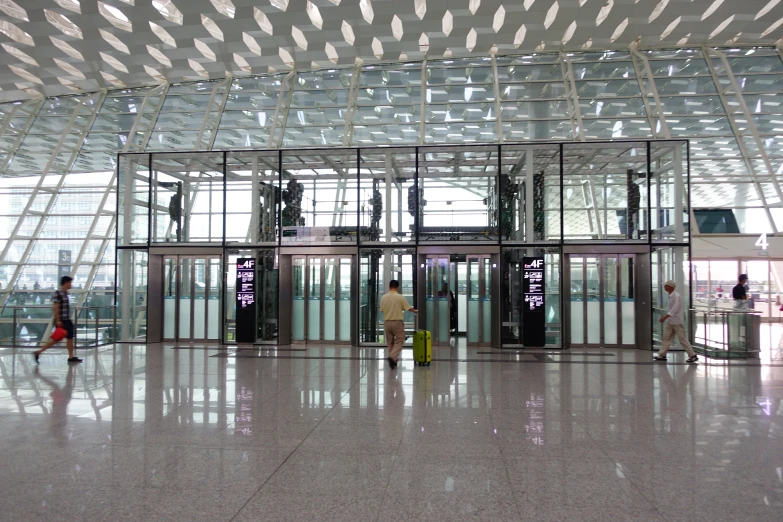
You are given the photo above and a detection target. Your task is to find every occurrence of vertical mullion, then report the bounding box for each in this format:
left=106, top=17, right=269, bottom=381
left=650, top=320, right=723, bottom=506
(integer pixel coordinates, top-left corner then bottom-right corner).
left=582, top=256, right=587, bottom=347
left=617, top=255, right=622, bottom=346
left=303, top=256, right=309, bottom=343
left=190, top=257, right=196, bottom=340
left=598, top=256, right=605, bottom=346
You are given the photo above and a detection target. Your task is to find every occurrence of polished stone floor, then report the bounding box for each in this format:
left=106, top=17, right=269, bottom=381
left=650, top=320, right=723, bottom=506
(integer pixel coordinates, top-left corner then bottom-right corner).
left=1, top=344, right=782, bottom=521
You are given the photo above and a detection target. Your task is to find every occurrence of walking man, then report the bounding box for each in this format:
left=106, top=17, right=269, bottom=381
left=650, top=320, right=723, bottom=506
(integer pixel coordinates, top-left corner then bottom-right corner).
left=380, top=280, right=416, bottom=369
left=732, top=274, right=748, bottom=310
left=654, top=280, right=698, bottom=363
left=33, top=276, right=82, bottom=365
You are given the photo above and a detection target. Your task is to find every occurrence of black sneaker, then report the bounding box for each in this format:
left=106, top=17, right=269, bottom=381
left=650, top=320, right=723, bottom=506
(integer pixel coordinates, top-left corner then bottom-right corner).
left=33, top=352, right=40, bottom=364
left=686, top=355, right=699, bottom=363
left=387, top=357, right=397, bottom=369
left=653, top=355, right=667, bottom=361
left=67, top=357, right=83, bottom=364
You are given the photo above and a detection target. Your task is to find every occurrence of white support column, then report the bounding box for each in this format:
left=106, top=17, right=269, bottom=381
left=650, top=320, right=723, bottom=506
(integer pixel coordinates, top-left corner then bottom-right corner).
left=588, top=179, right=604, bottom=239
left=703, top=47, right=778, bottom=234
left=251, top=154, right=260, bottom=244
left=342, top=63, right=362, bottom=146
left=559, top=52, right=585, bottom=141
left=0, top=97, right=45, bottom=173
left=491, top=53, right=503, bottom=143
left=269, top=72, right=296, bottom=149
left=383, top=152, right=393, bottom=285
left=630, top=46, right=671, bottom=139
left=0, top=90, right=107, bottom=307
left=525, top=148, right=534, bottom=241
left=420, top=60, right=427, bottom=145
left=673, top=145, right=684, bottom=243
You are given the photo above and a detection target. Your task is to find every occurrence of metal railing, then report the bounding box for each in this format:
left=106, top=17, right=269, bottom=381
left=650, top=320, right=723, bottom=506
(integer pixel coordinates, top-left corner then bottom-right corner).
left=689, top=308, right=761, bottom=359
left=0, top=306, right=115, bottom=349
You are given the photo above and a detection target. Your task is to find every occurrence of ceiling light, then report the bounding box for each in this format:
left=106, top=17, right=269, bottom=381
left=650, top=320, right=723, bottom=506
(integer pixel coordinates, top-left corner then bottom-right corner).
left=254, top=8, right=274, bottom=35
left=545, top=1, right=559, bottom=29
left=493, top=6, right=506, bottom=33
left=243, top=33, right=262, bottom=55
left=392, top=15, right=403, bottom=41
left=211, top=0, right=236, bottom=18
left=307, top=1, right=323, bottom=30
left=9, top=65, right=43, bottom=85
left=292, top=26, right=308, bottom=50
left=50, top=36, right=84, bottom=60
left=195, top=39, right=217, bottom=61
left=596, top=0, right=613, bottom=27
left=100, top=52, right=129, bottom=73
left=414, top=0, right=426, bottom=19
left=54, top=0, right=81, bottom=14
left=443, top=11, right=453, bottom=37
left=53, top=57, right=86, bottom=79
left=0, top=0, right=28, bottom=21
left=98, top=2, right=132, bottom=31
left=201, top=15, right=225, bottom=41
left=2, top=43, right=37, bottom=65
left=152, top=0, right=184, bottom=25
left=44, top=10, right=83, bottom=39
left=0, top=20, right=33, bottom=46
left=514, top=25, right=526, bottom=48
left=147, top=45, right=172, bottom=67
left=325, top=42, right=339, bottom=64
left=372, top=37, right=383, bottom=59
left=100, top=29, right=130, bottom=54
left=466, top=28, right=477, bottom=52
left=271, top=0, right=289, bottom=11
left=360, top=0, right=374, bottom=24
left=342, top=21, right=355, bottom=45
left=149, top=22, right=176, bottom=47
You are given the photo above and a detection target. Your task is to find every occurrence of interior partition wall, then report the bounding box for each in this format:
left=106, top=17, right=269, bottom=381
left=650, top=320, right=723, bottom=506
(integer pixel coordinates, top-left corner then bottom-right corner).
left=116, top=140, right=690, bottom=349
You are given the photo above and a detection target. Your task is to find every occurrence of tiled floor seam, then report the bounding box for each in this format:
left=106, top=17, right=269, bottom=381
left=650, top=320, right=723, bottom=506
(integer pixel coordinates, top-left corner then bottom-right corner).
left=472, top=366, right=527, bottom=521
left=227, top=364, right=369, bottom=522
left=372, top=384, right=413, bottom=522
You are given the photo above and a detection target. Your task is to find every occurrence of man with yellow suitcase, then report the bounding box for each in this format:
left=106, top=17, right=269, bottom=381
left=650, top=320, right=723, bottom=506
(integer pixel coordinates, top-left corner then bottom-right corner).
left=380, top=280, right=417, bottom=369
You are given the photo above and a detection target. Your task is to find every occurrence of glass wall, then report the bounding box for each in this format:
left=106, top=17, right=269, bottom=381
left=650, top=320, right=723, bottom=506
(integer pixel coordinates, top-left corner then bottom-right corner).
left=118, top=141, right=686, bottom=249
left=501, top=246, right=561, bottom=347
left=692, top=258, right=783, bottom=321
left=359, top=248, right=416, bottom=344
left=225, top=249, right=278, bottom=343
left=3, top=46, right=774, bottom=313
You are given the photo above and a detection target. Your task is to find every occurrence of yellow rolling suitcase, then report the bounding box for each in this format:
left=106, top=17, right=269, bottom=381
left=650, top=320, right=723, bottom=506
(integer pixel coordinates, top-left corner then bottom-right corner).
left=413, top=316, right=431, bottom=366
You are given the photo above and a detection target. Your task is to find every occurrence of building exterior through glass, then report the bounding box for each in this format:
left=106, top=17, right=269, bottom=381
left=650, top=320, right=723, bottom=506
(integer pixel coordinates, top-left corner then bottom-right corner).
left=1, top=46, right=781, bottom=348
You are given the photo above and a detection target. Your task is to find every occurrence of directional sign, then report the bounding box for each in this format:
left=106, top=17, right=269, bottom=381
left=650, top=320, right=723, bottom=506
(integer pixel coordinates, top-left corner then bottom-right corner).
left=235, top=258, right=256, bottom=344
left=522, top=257, right=546, bottom=347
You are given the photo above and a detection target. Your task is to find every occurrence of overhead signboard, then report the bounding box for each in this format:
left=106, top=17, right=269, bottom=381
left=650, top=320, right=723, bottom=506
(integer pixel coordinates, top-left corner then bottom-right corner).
left=235, top=258, right=256, bottom=344
left=522, top=257, right=546, bottom=347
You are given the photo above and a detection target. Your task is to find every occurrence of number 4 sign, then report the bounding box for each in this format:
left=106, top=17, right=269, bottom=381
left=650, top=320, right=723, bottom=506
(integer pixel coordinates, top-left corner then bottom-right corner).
left=755, top=233, right=768, bottom=251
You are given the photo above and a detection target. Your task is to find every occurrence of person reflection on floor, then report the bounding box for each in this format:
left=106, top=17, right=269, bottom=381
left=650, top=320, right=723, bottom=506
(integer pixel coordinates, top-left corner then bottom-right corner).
left=34, top=364, right=76, bottom=445
left=381, top=366, right=406, bottom=445
left=656, top=363, right=697, bottom=435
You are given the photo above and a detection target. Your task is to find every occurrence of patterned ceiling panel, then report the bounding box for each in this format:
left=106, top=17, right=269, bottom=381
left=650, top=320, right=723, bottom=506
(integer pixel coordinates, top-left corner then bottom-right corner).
left=0, top=0, right=781, bottom=102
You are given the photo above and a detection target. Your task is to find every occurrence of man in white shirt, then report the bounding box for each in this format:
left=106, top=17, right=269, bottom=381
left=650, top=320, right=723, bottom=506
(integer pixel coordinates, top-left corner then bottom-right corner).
left=380, top=280, right=417, bottom=369
left=654, top=280, right=698, bottom=363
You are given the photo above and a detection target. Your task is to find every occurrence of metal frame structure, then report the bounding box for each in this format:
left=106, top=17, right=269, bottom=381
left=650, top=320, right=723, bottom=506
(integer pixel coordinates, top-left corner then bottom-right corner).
left=0, top=46, right=780, bottom=325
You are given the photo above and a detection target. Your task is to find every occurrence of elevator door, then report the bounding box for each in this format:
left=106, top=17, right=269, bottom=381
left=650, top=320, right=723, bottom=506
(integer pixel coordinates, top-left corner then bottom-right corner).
left=163, top=255, right=222, bottom=342
left=569, top=254, right=636, bottom=347
left=426, top=255, right=491, bottom=346
left=291, top=255, right=353, bottom=343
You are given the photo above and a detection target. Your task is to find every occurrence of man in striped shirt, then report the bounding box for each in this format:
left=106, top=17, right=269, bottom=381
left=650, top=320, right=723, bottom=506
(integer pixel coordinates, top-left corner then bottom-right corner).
left=33, top=276, right=82, bottom=364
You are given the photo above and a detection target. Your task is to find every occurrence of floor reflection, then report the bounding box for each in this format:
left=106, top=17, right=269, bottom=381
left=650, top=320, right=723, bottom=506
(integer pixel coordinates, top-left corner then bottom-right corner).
left=0, top=344, right=781, bottom=521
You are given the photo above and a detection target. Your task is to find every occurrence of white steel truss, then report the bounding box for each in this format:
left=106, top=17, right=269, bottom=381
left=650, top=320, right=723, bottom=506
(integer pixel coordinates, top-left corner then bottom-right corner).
left=0, top=44, right=782, bottom=310
left=702, top=47, right=780, bottom=233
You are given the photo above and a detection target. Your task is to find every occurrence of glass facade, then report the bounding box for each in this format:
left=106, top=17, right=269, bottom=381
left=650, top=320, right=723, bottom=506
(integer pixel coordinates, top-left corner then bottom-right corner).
left=0, top=46, right=779, bottom=345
